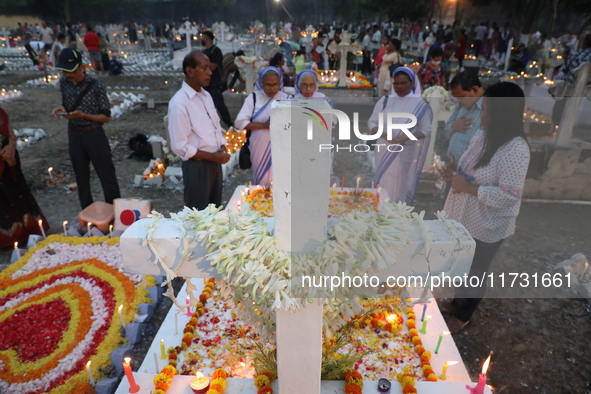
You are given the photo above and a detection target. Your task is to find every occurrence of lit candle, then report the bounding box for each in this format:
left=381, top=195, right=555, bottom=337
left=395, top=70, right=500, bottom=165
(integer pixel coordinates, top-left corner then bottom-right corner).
left=240, top=191, right=245, bottom=202
left=377, top=185, right=381, bottom=201
left=419, top=315, right=430, bottom=334
left=62, top=221, right=68, bottom=236
left=420, top=303, right=427, bottom=322
left=237, top=201, right=241, bottom=212
left=154, top=352, right=159, bottom=372
left=86, top=360, right=95, bottom=386
left=466, top=354, right=491, bottom=394
left=356, top=176, right=361, bottom=190
left=87, top=222, right=92, bottom=235
left=332, top=182, right=336, bottom=190
left=190, top=371, right=210, bottom=394
left=118, top=304, right=126, bottom=328
left=434, top=331, right=450, bottom=354
left=14, top=242, right=20, bottom=259
left=439, top=360, right=457, bottom=380
left=186, top=296, right=192, bottom=316
left=38, top=219, right=46, bottom=238
left=122, top=357, right=140, bottom=393
left=160, top=339, right=167, bottom=359
left=48, top=167, right=54, bottom=181
left=109, top=225, right=113, bottom=238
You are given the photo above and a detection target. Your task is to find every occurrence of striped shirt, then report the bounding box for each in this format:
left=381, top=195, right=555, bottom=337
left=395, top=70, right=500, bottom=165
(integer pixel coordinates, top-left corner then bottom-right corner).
left=444, top=129, right=530, bottom=243
left=444, top=97, right=483, bottom=162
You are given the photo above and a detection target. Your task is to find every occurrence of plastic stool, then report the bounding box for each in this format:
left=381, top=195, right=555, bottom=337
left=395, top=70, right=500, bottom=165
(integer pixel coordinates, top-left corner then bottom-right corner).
left=78, top=201, right=114, bottom=234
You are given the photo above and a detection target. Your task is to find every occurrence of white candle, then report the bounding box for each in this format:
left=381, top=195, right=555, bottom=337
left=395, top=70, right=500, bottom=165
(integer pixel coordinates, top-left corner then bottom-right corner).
left=118, top=304, right=126, bottom=328
left=14, top=242, right=20, bottom=259
left=86, top=360, right=95, bottom=386
left=38, top=219, right=46, bottom=238
left=62, top=221, right=68, bottom=237
left=109, top=224, right=113, bottom=238
left=356, top=176, right=361, bottom=190
left=154, top=352, right=159, bottom=373
left=87, top=222, right=92, bottom=235
left=48, top=167, right=54, bottom=181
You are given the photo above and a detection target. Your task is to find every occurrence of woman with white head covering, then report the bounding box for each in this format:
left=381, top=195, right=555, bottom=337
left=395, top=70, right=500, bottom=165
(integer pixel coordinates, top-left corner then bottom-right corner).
left=235, top=66, right=292, bottom=186
left=368, top=66, right=432, bottom=204
left=293, top=70, right=334, bottom=108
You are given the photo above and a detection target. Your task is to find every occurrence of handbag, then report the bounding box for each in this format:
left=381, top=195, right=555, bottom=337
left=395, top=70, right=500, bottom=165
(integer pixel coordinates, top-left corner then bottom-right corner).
left=238, top=93, right=272, bottom=170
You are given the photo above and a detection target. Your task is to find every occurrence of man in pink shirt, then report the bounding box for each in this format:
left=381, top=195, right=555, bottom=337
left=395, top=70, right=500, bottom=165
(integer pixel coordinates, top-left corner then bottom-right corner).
left=83, top=26, right=104, bottom=74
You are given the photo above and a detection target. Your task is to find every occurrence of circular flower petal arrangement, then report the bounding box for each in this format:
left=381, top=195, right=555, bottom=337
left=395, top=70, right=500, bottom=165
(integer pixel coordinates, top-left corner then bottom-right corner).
left=0, top=235, right=151, bottom=394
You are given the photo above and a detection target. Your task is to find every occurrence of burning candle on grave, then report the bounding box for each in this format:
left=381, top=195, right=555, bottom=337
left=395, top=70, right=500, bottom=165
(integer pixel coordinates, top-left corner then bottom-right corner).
left=435, top=331, right=450, bottom=354
left=160, top=339, right=167, bottom=359
left=109, top=225, right=114, bottom=238
left=87, top=222, right=92, bottom=235
left=14, top=242, right=20, bottom=259
left=38, top=219, right=46, bottom=238
left=190, top=371, right=210, bottom=394
left=62, top=221, right=68, bottom=236
left=122, top=357, right=140, bottom=393
left=419, top=315, right=431, bottom=334
left=48, top=167, right=54, bottom=181
left=118, top=304, right=126, bottom=328
left=86, top=360, right=95, bottom=386
left=466, top=354, right=491, bottom=394
left=440, top=360, right=458, bottom=380
left=356, top=176, right=361, bottom=191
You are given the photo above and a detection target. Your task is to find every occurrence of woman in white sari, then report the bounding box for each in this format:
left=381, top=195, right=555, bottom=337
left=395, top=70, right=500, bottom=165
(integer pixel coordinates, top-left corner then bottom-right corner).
left=235, top=66, right=291, bottom=186
left=368, top=66, right=432, bottom=204
left=292, top=70, right=334, bottom=108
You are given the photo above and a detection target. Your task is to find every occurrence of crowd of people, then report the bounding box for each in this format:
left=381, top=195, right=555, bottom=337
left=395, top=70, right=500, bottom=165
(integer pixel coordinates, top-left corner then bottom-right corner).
left=4, top=15, right=591, bottom=334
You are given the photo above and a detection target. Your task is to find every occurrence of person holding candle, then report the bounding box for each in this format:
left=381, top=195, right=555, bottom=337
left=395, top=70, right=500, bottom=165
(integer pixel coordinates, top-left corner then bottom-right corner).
left=0, top=107, right=49, bottom=248
left=368, top=67, right=432, bottom=204
left=235, top=66, right=291, bottom=187
left=440, top=82, right=530, bottom=333
left=51, top=48, right=121, bottom=210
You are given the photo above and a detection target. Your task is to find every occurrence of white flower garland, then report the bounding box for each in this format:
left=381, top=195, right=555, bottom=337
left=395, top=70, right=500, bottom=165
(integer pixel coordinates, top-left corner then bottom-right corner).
left=143, top=202, right=456, bottom=340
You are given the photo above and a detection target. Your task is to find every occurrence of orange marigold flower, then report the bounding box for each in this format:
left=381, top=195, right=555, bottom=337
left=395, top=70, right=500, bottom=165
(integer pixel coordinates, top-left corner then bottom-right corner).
left=212, top=369, right=228, bottom=379
left=258, top=385, right=273, bottom=394
left=155, top=381, right=169, bottom=390
left=260, top=371, right=274, bottom=380
left=402, top=386, right=418, bottom=394
left=426, top=373, right=438, bottom=381
left=209, top=383, right=223, bottom=392
left=199, top=294, right=208, bottom=302
left=168, top=353, right=178, bottom=360
left=345, top=384, right=363, bottom=394
left=415, top=345, right=425, bottom=355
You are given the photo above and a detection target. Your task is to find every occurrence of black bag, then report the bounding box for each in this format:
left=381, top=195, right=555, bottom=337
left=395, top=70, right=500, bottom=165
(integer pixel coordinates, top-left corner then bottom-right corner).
left=238, top=93, right=256, bottom=170
left=238, top=130, right=252, bottom=169
left=128, top=133, right=153, bottom=161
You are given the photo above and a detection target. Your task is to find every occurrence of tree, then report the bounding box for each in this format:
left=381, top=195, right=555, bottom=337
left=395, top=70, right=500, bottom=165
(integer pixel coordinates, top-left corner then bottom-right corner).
left=469, top=0, right=551, bottom=33
left=358, top=0, right=433, bottom=24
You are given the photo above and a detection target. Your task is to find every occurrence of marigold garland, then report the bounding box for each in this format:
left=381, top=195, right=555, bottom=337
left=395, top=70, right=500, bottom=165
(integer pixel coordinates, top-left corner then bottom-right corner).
left=254, top=370, right=275, bottom=394
left=0, top=235, right=151, bottom=394
left=155, top=279, right=216, bottom=393
left=344, top=369, right=363, bottom=393
left=206, top=368, right=228, bottom=394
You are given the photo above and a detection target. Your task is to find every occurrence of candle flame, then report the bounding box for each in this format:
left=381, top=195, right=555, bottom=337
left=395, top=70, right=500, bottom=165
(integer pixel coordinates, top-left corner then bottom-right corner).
left=240, top=362, right=246, bottom=367
left=482, top=354, right=492, bottom=375
left=161, top=339, right=164, bottom=343
left=426, top=315, right=432, bottom=319
left=118, top=304, right=123, bottom=313
left=38, top=219, right=42, bottom=225
left=109, top=225, right=113, bottom=230
left=14, top=241, right=18, bottom=248
left=386, top=313, right=396, bottom=323
left=124, top=357, right=131, bottom=363
left=442, top=331, right=451, bottom=336
left=86, top=360, right=91, bottom=368
left=63, top=220, right=68, bottom=225
left=196, top=371, right=204, bottom=378
left=48, top=167, right=53, bottom=172
left=448, top=361, right=459, bottom=366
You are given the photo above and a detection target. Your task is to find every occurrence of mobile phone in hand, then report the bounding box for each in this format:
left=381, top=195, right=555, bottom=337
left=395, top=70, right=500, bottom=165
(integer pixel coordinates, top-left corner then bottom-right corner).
left=57, top=112, right=69, bottom=116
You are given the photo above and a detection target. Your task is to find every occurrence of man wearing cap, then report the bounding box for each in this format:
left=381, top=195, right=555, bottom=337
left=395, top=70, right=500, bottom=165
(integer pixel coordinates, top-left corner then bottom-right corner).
left=168, top=51, right=230, bottom=210
left=51, top=48, right=121, bottom=209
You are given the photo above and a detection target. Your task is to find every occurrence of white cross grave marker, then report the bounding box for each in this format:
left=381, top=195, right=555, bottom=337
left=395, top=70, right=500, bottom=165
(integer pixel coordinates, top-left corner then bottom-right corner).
left=120, top=99, right=475, bottom=393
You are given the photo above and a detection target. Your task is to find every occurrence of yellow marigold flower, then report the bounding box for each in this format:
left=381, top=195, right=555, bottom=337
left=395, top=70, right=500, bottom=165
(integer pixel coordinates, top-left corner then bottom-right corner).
left=401, top=376, right=414, bottom=388
left=422, top=350, right=431, bottom=359
left=255, top=374, right=271, bottom=388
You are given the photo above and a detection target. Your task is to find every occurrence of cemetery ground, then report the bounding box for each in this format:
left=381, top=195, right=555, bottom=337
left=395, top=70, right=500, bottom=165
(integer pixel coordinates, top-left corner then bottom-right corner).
left=1, top=71, right=591, bottom=393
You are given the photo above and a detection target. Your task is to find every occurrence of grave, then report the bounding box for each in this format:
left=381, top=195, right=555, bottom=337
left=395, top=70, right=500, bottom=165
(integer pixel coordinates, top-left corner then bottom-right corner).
left=119, top=99, right=493, bottom=393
